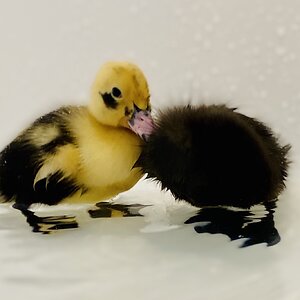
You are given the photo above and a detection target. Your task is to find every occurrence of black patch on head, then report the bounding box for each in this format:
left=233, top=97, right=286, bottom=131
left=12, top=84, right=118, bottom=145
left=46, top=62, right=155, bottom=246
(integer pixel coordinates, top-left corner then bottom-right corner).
left=100, top=92, right=118, bottom=109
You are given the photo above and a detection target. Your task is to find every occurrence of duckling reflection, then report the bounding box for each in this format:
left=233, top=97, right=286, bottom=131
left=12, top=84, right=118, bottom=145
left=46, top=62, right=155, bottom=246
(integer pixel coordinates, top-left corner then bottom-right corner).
left=185, top=200, right=280, bottom=247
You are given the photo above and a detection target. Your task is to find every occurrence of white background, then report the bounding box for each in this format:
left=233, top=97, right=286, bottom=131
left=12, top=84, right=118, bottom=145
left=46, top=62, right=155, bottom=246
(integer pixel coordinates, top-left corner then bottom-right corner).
left=0, top=1, right=300, bottom=299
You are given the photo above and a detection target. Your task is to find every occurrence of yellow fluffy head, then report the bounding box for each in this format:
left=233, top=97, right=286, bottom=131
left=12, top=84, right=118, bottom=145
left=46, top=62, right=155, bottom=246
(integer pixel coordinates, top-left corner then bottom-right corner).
left=89, top=61, right=151, bottom=128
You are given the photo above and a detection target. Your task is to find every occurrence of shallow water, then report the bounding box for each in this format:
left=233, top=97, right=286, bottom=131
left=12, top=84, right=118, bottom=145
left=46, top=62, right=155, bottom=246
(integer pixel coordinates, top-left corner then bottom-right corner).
left=1, top=179, right=300, bottom=300
left=1, top=0, right=300, bottom=299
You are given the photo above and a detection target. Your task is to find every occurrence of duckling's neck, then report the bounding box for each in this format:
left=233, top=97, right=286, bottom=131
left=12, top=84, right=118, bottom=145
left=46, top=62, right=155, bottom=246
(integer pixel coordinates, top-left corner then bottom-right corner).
left=87, top=101, right=105, bottom=124
left=86, top=106, right=133, bottom=138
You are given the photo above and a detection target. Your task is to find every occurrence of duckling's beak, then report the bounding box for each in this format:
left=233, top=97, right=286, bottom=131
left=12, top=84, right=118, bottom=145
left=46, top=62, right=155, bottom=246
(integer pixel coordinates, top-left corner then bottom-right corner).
left=128, top=105, right=154, bottom=141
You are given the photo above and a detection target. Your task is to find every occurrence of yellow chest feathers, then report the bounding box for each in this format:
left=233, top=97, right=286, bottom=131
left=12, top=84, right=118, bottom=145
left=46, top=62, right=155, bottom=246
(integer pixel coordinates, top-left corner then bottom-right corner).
left=71, top=110, right=143, bottom=188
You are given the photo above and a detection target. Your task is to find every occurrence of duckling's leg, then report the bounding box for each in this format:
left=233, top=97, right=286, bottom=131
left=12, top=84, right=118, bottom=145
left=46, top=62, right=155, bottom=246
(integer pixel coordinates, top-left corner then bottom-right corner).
left=185, top=200, right=280, bottom=247
left=88, top=201, right=150, bottom=219
left=13, top=203, right=78, bottom=234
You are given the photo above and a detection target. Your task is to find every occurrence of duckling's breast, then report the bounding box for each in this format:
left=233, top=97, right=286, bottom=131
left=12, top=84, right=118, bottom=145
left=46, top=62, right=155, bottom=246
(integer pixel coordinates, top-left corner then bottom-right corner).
left=69, top=109, right=143, bottom=198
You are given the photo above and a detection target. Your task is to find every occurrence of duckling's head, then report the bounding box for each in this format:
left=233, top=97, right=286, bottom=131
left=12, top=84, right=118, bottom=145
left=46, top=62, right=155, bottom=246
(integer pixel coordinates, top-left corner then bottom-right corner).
left=89, top=61, right=153, bottom=138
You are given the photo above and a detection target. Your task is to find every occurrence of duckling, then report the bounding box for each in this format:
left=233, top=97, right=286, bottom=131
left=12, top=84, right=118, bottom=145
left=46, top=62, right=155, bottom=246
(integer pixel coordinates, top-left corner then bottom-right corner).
left=0, top=61, right=153, bottom=232
left=136, top=104, right=290, bottom=208
left=133, top=104, right=290, bottom=246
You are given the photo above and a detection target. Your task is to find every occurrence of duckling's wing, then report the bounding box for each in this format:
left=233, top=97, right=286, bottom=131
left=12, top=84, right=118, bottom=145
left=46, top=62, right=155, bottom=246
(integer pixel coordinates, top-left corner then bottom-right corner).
left=0, top=106, right=83, bottom=206
left=33, top=143, right=80, bottom=190
left=30, top=114, right=83, bottom=205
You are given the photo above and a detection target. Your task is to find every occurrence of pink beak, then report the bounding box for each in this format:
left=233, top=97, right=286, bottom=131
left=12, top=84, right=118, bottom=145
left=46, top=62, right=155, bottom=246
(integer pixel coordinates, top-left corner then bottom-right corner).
left=128, top=107, right=154, bottom=141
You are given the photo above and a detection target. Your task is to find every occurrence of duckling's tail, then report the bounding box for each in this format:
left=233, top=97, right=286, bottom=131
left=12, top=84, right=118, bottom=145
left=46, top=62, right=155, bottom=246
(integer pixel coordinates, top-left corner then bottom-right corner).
left=0, top=183, right=11, bottom=204
left=0, top=152, right=14, bottom=204
left=280, top=143, right=292, bottom=185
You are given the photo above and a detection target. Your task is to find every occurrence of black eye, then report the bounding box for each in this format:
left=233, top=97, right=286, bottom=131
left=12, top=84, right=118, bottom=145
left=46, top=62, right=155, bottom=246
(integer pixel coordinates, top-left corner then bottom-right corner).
left=111, top=87, right=122, bottom=98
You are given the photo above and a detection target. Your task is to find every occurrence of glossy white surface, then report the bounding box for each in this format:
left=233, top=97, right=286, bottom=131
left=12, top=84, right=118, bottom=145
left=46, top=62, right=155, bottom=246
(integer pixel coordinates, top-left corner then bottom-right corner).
left=0, top=1, right=300, bottom=299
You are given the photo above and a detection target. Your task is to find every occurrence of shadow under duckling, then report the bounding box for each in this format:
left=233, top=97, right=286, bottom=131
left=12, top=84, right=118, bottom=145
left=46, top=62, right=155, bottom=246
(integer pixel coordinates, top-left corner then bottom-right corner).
left=134, top=104, right=290, bottom=246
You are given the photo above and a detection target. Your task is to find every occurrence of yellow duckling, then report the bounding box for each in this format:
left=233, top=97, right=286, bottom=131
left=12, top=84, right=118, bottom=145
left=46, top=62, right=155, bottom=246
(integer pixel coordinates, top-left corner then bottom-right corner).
left=0, top=61, right=153, bottom=231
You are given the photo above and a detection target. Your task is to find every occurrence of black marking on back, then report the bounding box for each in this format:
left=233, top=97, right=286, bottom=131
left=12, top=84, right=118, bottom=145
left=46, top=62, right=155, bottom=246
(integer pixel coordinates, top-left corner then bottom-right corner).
left=0, top=107, right=86, bottom=207
left=100, top=92, right=118, bottom=109
left=40, top=130, right=74, bottom=154
left=0, top=139, right=81, bottom=207
left=34, top=107, right=76, bottom=154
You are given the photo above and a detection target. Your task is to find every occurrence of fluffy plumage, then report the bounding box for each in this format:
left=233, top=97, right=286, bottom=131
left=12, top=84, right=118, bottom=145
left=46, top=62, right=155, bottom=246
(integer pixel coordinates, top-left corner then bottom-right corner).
left=137, top=104, right=290, bottom=209
left=0, top=61, right=152, bottom=211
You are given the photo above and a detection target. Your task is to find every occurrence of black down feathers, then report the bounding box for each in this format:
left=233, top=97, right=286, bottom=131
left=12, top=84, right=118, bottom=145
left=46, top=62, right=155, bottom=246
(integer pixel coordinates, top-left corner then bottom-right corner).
left=137, top=105, right=290, bottom=209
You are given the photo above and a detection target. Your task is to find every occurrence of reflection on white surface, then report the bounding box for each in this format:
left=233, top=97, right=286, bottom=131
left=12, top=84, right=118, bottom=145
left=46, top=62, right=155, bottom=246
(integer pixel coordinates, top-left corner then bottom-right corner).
left=1, top=180, right=300, bottom=300
left=0, top=0, right=300, bottom=299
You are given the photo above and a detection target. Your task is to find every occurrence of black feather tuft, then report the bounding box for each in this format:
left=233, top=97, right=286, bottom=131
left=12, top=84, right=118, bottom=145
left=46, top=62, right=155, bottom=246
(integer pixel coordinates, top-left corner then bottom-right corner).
left=101, top=92, right=118, bottom=109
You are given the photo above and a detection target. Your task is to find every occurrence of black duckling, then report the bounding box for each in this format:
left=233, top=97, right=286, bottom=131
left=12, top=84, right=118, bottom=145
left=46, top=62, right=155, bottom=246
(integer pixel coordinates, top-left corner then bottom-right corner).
left=134, top=104, right=290, bottom=246
left=136, top=104, right=290, bottom=208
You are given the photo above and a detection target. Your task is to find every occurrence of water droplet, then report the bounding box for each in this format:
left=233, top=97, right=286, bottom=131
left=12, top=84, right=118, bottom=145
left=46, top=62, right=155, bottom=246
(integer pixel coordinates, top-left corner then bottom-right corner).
left=227, top=42, right=236, bottom=50
left=239, top=38, right=247, bottom=45
left=212, top=15, right=221, bottom=23
left=184, top=72, right=194, bottom=80
left=252, top=47, right=260, bottom=55
left=289, top=53, right=297, bottom=61
left=266, top=15, right=274, bottom=22
left=275, top=46, right=286, bottom=56
left=203, top=40, right=211, bottom=50
left=257, top=7, right=265, bottom=15
left=194, top=33, right=202, bottom=42
left=258, top=74, right=266, bottom=82
left=174, top=8, right=183, bottom=17
left=129, top=5, right=138, bottom=14
left=259, top=90, right=267, bottom=99
left=276, top=26, right=286, bottom=37
left=204, top=24, right=213, bottom=32
left=229, top=85, right=237, bottom=92
left=291, top=23, right=300, bottom=31
left=211, top=67, right=220, bottom=75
